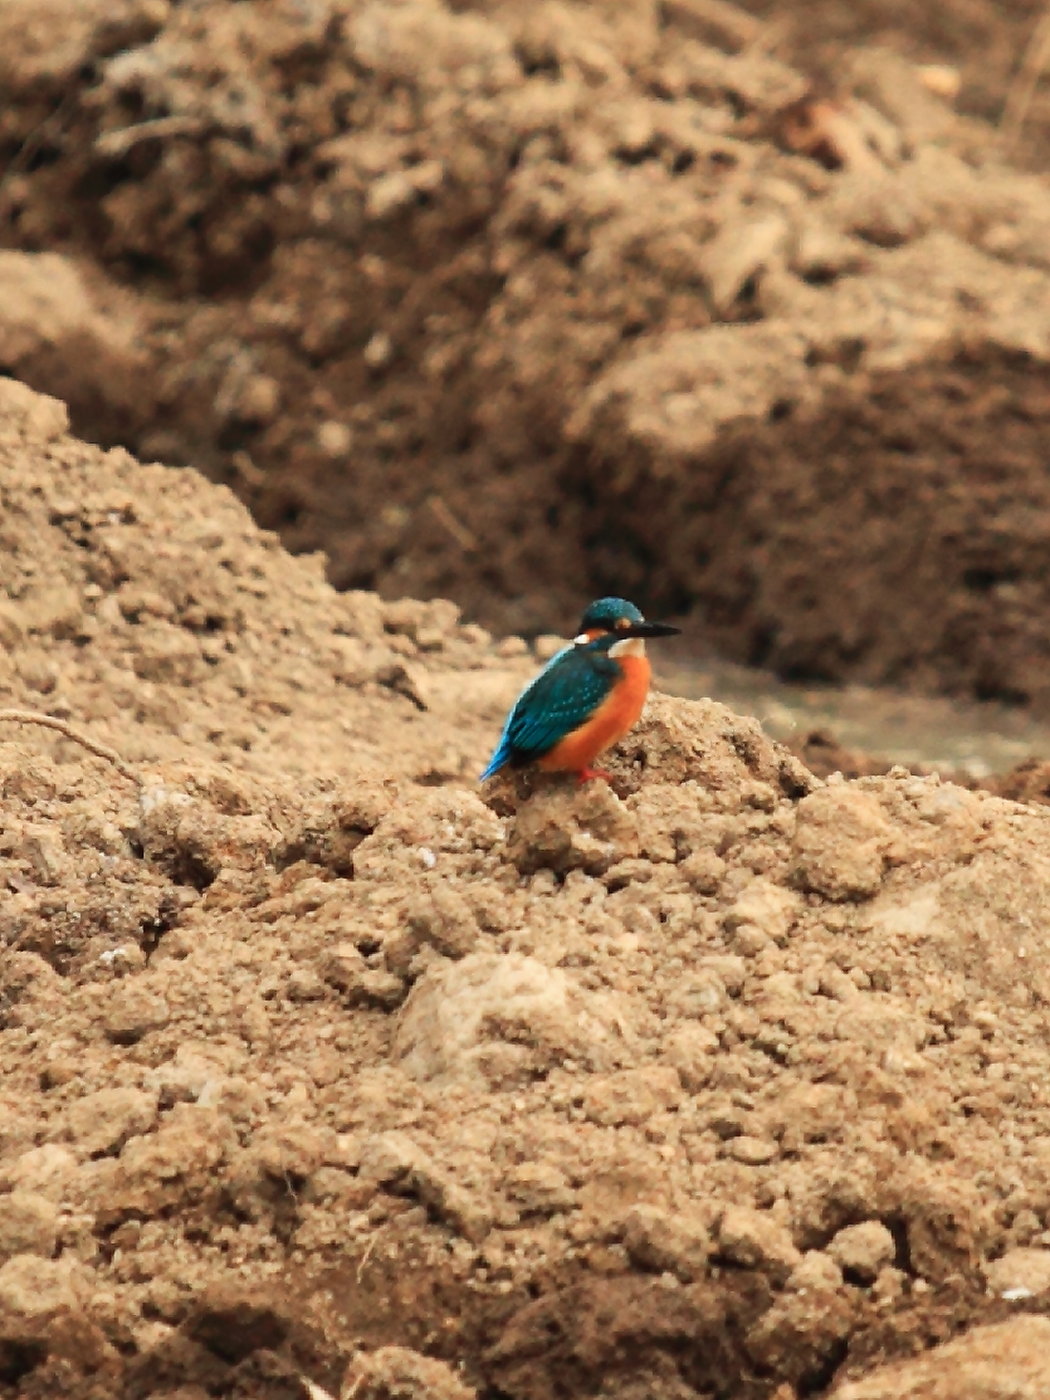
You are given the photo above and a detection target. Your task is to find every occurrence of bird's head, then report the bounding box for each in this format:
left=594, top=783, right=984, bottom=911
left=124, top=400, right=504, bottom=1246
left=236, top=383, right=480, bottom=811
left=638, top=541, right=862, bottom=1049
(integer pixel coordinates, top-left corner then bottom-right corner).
left=573, top=597, right=680, bottom=655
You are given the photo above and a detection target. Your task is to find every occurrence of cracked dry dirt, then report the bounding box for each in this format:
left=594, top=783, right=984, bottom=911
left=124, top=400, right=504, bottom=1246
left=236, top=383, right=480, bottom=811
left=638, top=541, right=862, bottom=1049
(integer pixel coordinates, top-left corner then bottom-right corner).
left=3, top=381, right=1050, bottom=1399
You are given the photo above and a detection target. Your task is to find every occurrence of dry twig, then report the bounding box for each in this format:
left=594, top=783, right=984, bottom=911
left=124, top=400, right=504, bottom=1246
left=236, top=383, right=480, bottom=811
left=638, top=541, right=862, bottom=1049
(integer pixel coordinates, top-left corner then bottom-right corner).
left=0, top=709, right=141, bottom=788
left=94, top=116, right=204, bottom=158
left=427, top=495, right=479, bottom=552
left=1001, top=1, right=1050, bottom=150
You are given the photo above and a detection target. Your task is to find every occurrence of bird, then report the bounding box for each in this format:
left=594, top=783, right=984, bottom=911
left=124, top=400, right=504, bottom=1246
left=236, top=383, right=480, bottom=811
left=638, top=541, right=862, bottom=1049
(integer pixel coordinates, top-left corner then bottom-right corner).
left=481, top=597, right=681, bottom=783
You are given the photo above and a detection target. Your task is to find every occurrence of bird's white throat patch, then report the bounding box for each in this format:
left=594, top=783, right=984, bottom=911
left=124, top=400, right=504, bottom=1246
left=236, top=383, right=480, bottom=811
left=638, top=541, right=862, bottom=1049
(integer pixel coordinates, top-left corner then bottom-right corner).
left=609, top=636, right=646, bottom=658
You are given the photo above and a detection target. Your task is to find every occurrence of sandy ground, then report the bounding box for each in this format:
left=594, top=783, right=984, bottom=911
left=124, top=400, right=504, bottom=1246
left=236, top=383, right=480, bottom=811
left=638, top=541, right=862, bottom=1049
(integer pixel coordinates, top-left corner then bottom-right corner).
left=4, top=0, right=1050, bottom=707
left=2, top=380, right=1050, bottom=1399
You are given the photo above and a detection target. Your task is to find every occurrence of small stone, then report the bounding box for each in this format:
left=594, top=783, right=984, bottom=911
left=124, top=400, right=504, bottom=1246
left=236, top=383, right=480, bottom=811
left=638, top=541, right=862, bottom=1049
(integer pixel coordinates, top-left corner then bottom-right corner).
left=251, top=1123, right=335, bottom=1184
left=220, top=373, right=280, bottom=425
left=64, top=1087, right=158, bottom=1156
left=317, top=421, right=354, bottom=456
left=504, top=1163, right=576, bottom=1217
left=827, top=1221, right=897, bottom=1284
left=0, top=602, right=25, bottom=649
left=322, top=942, right=367, bottom=992
left=357, top=1131, right=424, bottom=1188
left=393, top=951, right=628, bottom=1088
left=496, top=636, right=528, bottom=657
left=746, top=1280, right=856, bottom=1383
left=507, top=784, right=640, bottom=877
left=366, top=171, right=418, bottom=220
left=679, top=849, right=726, bottom=893
left=871, top=1265, right=907, bottom=1302
left=917, top=63, right=961, bottom=99
left=0, top=1192, right=58, bottom=1262
left=147, top=1047, right=230, bottom=1108
left=101, top=989, right=169, bottom=1045
left=0, top=1145, right=78, bottom=1200
left=724, top=878, right=799, bottom=944
left=726, top=1135, right=779, bottom=1166
left=363, top=332, right=394, bottom=370
left=414, top=626, right=445, bottom=651
left=717, top=1206, right=801, bottom=1282
left=665, top=970, right=726, bottom=1018
left=358, top=1133, right=491, bottom=1243
left=323, top=945, right=405, bottom=1009
left=358, top=969, right=407, bottom=1009
left=0, top=1254, right=82, bottom=1319
left=404, top=882, right=479, bottom=959
left=663, top=1023, right=720, bottom=1091
left=985, top=1247, right=1050, bottom=1299
left=622, top=1203, right=710, bottom=1281
left=787, top=1250, right=843, bottom=1293
left=730, top=925, right=773, bottom=957
left=702, top=954, right=747, bottom=994
left=285, top=967, right=328, bottom=1002
left=22, top=584, right=83, bottom=638
left=582, top=1066, right=682, bottom=1127
left=792, top=788, right=893, bottom=900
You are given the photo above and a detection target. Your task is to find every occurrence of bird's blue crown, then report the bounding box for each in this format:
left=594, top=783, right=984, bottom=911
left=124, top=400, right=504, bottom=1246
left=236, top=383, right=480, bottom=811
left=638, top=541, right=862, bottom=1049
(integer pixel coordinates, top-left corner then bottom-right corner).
left=577, top=596, right=645, bottom=633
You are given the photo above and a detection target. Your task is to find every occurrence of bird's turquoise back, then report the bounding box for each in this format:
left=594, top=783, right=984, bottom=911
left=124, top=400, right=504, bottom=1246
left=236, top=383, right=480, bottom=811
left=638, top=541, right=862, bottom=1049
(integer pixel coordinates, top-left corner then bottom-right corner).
left=480, top=643, right=620, bottom=779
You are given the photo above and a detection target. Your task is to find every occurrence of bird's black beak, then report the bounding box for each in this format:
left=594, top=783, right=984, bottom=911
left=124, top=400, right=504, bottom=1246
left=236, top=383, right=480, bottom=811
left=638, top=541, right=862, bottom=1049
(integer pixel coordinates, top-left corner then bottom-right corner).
left=625, top=621, right=681, bottom=639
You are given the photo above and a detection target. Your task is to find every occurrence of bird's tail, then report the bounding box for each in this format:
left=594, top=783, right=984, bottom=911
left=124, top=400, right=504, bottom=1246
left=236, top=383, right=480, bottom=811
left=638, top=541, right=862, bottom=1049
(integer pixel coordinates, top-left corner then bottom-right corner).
left=479, top=741, right=511, bottom=782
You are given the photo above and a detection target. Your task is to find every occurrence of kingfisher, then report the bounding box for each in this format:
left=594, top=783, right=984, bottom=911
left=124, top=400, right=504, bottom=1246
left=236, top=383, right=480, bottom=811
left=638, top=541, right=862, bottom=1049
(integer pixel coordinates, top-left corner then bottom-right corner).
left=481, top=597, right=681, bottom=783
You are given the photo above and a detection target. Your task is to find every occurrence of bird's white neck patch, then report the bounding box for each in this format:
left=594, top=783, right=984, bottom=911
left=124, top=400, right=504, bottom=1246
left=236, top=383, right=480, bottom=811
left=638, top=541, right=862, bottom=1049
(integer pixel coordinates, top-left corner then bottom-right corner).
left=609, top=636, right=646, bottom=658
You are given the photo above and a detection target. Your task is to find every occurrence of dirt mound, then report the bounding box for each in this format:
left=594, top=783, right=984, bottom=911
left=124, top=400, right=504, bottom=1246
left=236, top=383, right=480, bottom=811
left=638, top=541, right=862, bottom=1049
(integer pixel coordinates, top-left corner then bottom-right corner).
left=4, top=0, right=1050, bottom=706
left=4, top=383, right=1050, bottom=1398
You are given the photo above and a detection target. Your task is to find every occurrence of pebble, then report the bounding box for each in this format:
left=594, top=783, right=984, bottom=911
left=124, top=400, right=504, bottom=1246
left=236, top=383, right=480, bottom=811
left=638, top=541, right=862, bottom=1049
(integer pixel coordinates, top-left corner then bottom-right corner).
left=726, top=1135, right=779, bottom=1166
left=717, top=1205, right=801, bottom=1282
left=827, top=1221, right=897, bottom=1284
left=0, top=1192, right=58, bottom=1263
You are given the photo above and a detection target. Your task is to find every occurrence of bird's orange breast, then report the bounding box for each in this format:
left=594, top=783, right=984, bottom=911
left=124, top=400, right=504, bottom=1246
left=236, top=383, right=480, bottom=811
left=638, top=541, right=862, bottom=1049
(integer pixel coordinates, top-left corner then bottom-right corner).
left=538, top=654, right=652, bottom=772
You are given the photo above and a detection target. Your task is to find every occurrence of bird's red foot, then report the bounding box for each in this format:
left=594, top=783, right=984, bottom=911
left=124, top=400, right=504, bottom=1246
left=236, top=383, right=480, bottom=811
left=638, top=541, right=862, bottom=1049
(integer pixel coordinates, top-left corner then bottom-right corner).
left=576, top=766, right=613, bottom=783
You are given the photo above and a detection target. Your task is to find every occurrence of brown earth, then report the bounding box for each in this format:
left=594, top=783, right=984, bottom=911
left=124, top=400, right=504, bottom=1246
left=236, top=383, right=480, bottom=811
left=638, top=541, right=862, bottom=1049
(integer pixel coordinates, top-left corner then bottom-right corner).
left=4, top=0, right=1050, bottom=710
left=5, top=380, right=1050, bottom=1399
left=740, top=0, right=1050, bottom=170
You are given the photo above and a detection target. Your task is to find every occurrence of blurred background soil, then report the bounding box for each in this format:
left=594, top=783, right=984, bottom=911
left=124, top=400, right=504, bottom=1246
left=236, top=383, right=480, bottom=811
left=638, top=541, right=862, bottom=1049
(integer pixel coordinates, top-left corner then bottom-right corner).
left=3, top=0, right=1050, bottom=707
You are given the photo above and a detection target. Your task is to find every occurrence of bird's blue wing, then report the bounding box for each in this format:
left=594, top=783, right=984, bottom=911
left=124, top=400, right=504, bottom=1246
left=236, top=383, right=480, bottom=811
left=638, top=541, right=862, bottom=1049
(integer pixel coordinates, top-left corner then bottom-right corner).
left=481, top=646, right=616, bottom=778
